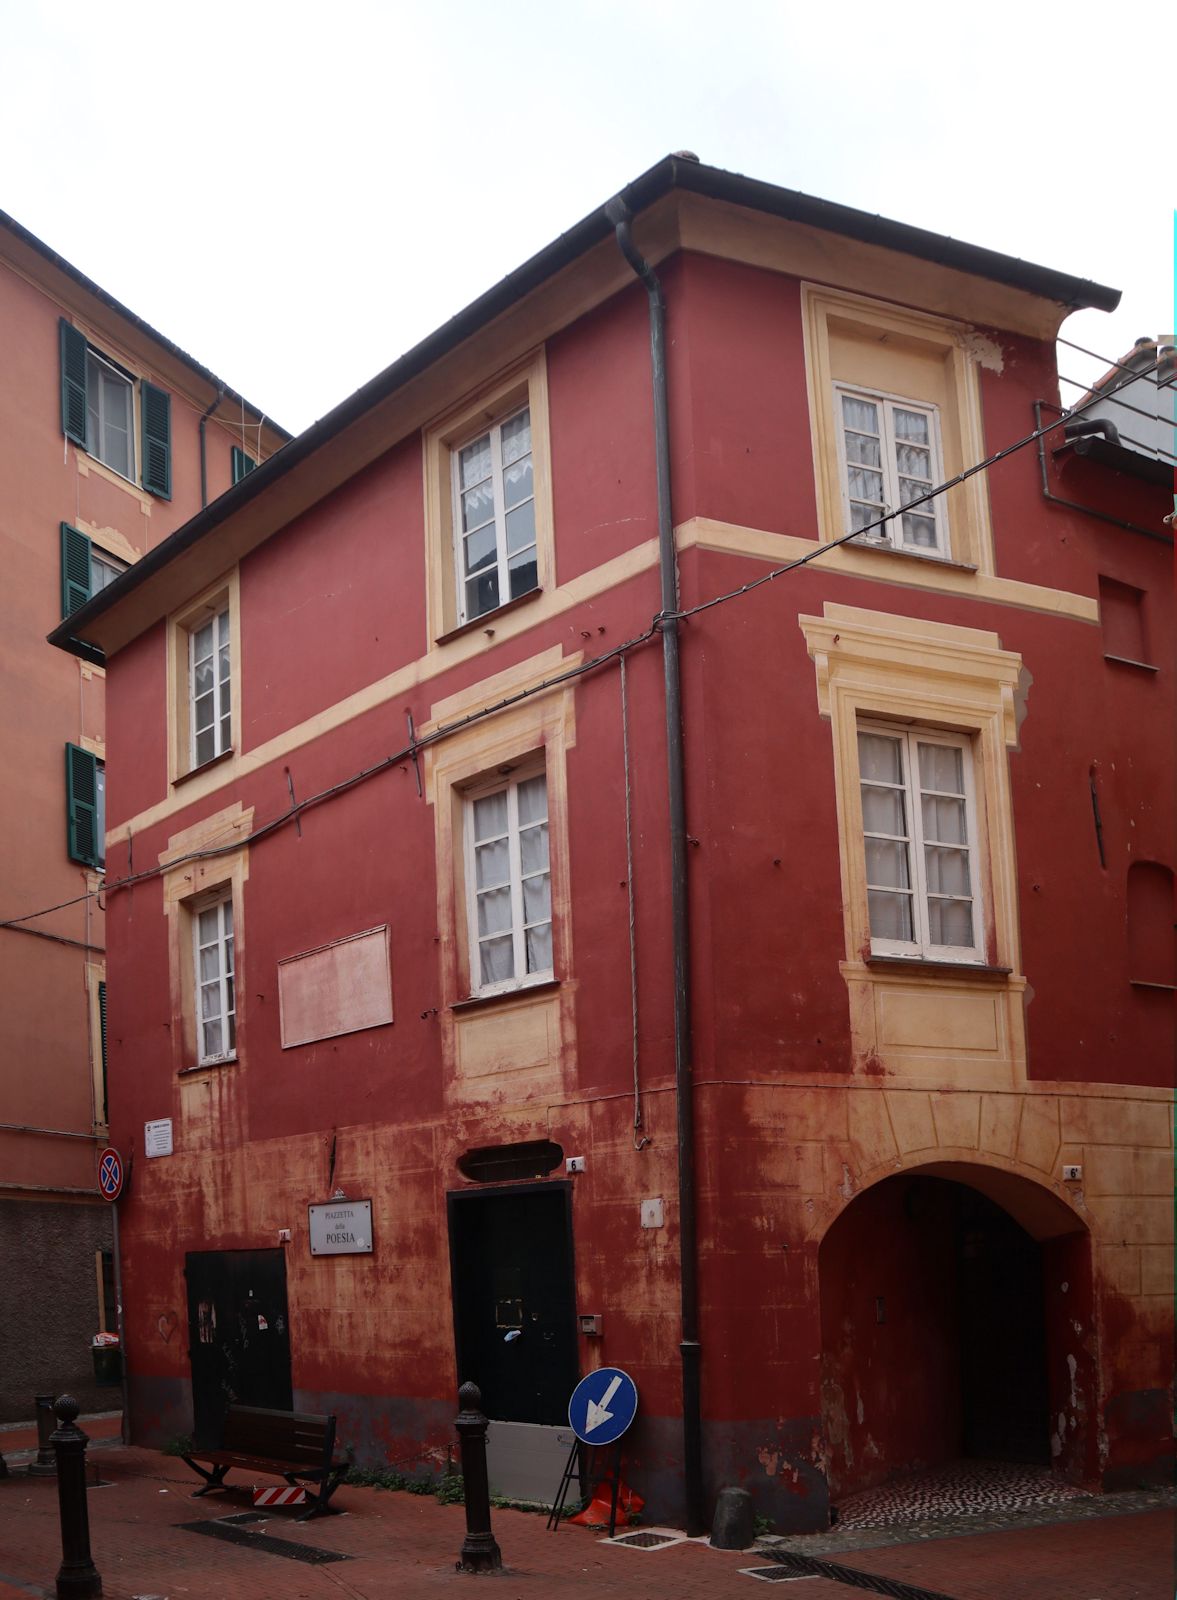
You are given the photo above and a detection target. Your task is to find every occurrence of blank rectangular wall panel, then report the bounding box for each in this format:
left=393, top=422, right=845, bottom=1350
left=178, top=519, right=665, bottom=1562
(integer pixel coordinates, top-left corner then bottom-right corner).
left=278, top=926, right=393, bottom=1048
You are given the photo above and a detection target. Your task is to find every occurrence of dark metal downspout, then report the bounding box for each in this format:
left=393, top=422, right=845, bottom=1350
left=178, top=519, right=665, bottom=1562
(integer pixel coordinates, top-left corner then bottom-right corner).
left=198, top=387, right=225, bottom=508
left=1033, top=402, right=1172, bottom=545
left=605, top=198, right=704, bottom=1537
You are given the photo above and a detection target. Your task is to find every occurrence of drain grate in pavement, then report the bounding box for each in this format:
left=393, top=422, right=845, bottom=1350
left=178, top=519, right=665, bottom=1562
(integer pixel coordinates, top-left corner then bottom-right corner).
left=741, top=1566, right=820, bottom=1582
left=769, top=1553, right=959, bottom=1600
left=179, top=1519, right=351, bottom=1563
left=608, top=1530, right=680, bottom=1549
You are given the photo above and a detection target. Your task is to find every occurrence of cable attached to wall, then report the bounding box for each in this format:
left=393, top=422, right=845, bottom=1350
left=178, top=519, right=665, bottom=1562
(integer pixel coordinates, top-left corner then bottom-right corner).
left=7, top=348, right=1164, bottom=937
left=620, top=656, right=650, bottom=1152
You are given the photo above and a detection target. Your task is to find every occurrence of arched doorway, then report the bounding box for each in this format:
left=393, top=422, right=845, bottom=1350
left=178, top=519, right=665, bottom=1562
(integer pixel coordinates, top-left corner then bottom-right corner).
left=818, top=1165, right=1094, bottom=1503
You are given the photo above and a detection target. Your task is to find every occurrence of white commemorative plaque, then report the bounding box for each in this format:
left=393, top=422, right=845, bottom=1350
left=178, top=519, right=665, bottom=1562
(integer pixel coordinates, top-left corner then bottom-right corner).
left=308, top=1198, right=374, bottom=1256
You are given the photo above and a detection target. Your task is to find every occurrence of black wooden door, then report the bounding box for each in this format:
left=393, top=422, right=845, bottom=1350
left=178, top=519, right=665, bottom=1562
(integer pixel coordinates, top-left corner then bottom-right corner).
left=449, top=1186, right=577, bottom=1426
left=185, top=1249, right=293, bottom=1447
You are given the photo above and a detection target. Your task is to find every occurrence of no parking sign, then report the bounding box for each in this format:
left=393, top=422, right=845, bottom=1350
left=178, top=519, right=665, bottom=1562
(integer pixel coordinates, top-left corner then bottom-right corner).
left=98, top=1147, right=124, bottom=1202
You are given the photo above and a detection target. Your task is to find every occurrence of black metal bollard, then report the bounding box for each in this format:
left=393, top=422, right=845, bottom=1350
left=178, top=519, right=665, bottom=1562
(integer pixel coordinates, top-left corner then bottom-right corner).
left=51, top=1395, right=101, bottom=1599
left=454, top=1381, right=502, bottom=1573
left=29, top=1394, right=58, bottom=1477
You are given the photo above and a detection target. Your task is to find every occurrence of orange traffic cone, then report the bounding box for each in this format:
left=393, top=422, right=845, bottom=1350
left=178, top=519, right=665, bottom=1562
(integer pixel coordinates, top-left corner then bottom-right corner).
left=567, top=1480, right=645, bottom=1527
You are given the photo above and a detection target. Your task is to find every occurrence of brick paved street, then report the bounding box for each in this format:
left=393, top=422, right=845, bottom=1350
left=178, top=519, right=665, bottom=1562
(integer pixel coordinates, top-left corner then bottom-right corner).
left=0, top=1445, right=1170, bottom=1600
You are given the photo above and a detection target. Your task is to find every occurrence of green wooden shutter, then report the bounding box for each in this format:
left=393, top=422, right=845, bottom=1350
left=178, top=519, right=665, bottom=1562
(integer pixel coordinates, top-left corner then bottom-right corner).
left=140, top=381, right=172, bottom=498
left=60, top=319, right=88, bottom=445
left=98, top=980, right=108, bottom=1123
left=66, top=743, right=100, bottom=867
left=61, top=522, right=93, bottom=617
left=231, top=446, right=256, bottom=484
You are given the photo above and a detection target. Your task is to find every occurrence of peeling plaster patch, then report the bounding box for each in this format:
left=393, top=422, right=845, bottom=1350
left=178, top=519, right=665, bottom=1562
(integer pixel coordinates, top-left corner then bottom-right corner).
left=1067, top=1354, right=1080, bottom=1410
left=962, top=331, right=1005, bottom=373
left=1096, top=1414, right=1110, bottom=1471
left=821, top=1378, right=853, bottom=1472
left=839, top=1164, right=855, bottom=1201
left=855, top=1394, right=864, bottom=1425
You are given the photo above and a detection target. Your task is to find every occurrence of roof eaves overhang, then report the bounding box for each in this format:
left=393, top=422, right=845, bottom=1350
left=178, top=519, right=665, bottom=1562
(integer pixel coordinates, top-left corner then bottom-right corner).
left=47, top=155, right=1121, bottom=664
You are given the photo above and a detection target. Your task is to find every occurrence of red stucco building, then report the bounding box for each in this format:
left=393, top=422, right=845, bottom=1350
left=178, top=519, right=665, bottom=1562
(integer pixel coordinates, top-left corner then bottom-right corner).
left=50, top=158, right=1174, bottom=1531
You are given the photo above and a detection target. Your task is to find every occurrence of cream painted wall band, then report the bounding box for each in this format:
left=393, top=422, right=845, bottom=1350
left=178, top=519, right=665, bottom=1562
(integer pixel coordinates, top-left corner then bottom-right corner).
left=109, top=539, right=660, bottom=845
left=111, top=506, right=1097, bottom=847
left=683, top=517, right=1098, bottom=623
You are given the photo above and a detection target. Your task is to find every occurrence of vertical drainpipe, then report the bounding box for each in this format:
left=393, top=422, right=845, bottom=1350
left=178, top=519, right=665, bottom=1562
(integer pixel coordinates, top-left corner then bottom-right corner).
left=605, top=196, right=704, bottom=1536
left=198, top=387, right=225, bottom=508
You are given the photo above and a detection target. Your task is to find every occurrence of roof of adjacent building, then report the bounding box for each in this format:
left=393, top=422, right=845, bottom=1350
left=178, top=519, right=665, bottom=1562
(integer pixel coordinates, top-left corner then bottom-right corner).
left=1065, top=338, right=1177, bottom=484
left=1, top=208, right=292, bottom=441
left=47, top=153, right=1122, bottom=664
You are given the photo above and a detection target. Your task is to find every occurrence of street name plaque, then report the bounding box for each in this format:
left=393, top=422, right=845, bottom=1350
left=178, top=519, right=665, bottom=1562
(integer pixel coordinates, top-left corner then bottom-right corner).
left=308, top=1198, right=374, bottom=1256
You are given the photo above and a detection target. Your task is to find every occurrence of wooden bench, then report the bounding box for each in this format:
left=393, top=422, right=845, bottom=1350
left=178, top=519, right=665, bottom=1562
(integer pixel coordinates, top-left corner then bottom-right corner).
left=182, top=1404, right=348, bottom=1521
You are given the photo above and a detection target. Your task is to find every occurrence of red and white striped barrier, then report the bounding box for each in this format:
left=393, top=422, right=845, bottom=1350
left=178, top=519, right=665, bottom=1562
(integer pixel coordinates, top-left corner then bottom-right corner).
left=252, top=1485, right=308, bottom=1507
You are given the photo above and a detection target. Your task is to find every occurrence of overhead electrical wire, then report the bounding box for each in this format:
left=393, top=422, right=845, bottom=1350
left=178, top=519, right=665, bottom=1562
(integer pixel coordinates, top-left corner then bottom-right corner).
left=2, top=349, right=1166, bottom=937
left=671, top=350, right=1166, bottom=627
left=1055, top=376, right=1177, bottom=466
left=1057, top=334, right=1175, bottom=379
left=1057, top=377, right=1177, bottom=429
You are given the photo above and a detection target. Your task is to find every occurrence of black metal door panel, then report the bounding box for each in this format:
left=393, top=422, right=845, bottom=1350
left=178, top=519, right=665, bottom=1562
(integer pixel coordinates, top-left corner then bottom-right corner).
left=449, top=1186, right=577, bottom=1426
left=185, top=1249, right=293, bottom=1447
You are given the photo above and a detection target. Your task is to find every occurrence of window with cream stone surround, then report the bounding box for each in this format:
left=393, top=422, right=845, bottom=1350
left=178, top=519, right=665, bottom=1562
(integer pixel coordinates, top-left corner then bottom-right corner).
left=422, top=350, right=555, bottom=645
left=802, top=284, right=996, bottom=573
left=166, top=570, right=242, bottom=787
left=159, top=804, right=252, bottom=1075
left=799, top=603, right=1029, bottom=1089
left=420, top=647, right=577, bottom=1105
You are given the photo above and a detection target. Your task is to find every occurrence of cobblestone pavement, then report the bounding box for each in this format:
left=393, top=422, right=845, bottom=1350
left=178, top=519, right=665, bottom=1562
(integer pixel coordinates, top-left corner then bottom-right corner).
left=832, top=1461, right=1090, bottom=1529
left=0, top=1446, right=1171, bottom=1600
left=762, top=1481, right=1175, bottom=1557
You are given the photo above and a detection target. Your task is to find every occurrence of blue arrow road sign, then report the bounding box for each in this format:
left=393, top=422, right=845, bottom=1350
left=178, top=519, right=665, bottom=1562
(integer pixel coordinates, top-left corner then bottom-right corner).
left=568, top=1367, right=638, bottom=1446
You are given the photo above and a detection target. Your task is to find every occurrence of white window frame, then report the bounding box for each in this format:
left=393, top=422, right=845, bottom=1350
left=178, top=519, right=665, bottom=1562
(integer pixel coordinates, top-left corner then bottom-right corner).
left=463, top=764, right=553, bottom=998
left=188, top=606, right=232, bottom=769
left=193, top=889, right=236, bottom=1065
left=857, top=721, right=984, bottom=963
left=85, top=348, right=136, bottom=482
left=834, top=383, right=949, bottom=558
left=91, top=547, right=127, bottom=596
left=450, top=403, right=537, bottom=626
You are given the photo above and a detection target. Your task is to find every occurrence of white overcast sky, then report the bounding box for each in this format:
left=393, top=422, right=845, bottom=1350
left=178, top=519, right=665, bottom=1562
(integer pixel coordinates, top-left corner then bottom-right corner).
left=4, top=0, right=1172, bottom=436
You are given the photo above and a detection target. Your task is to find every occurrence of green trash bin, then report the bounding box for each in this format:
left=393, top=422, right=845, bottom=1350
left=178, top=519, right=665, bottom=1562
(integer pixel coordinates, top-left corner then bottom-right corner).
left=91, top=1336, right=122, bottom=1385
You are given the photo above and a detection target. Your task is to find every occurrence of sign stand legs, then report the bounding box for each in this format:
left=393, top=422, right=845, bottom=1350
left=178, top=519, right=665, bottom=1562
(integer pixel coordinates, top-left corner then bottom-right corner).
left=546, top=1441, right=626, bottom=1537
left=546, top=1439, right=581, bottom=1530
